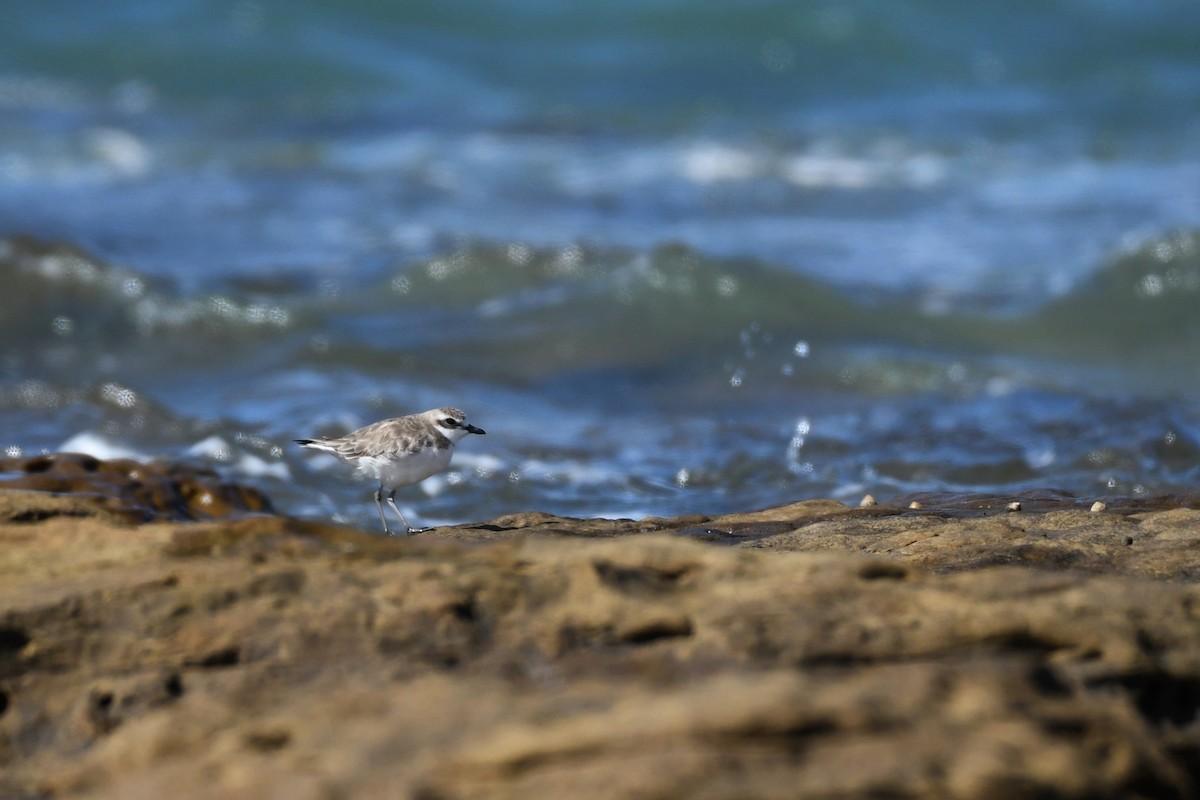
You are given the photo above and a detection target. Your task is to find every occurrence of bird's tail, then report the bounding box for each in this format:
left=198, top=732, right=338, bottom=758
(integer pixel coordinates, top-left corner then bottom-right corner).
left=294, top=438, right=334, bottom=453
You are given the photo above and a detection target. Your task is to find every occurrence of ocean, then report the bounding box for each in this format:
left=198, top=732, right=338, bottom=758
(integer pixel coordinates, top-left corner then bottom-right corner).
left=2, top=1, right=1199, bottom=529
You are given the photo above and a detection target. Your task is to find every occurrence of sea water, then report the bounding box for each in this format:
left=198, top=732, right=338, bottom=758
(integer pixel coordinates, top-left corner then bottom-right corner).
left=2, top=1, right=1199, bottom=528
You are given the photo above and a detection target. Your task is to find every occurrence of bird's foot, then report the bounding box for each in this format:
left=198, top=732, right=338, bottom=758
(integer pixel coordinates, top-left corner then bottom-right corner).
left=381, top=526, right=432, bottom=536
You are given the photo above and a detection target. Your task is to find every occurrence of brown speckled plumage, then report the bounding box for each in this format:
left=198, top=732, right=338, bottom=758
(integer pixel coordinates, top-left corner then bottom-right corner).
left=316, top=419, right=451, bottom=461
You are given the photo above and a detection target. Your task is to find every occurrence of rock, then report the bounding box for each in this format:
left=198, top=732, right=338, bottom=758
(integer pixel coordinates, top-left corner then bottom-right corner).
left=0, top=452, right=273, bottom=521
left=2, top=458, right=1200, bottom=798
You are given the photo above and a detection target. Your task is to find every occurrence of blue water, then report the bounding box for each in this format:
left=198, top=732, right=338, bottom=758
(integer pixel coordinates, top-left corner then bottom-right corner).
left=2, top=2, right=1199, bottom=528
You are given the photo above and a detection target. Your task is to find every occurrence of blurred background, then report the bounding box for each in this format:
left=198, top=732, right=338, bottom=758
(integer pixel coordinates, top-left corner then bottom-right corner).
left=2, top=1, right=1199, bottom=528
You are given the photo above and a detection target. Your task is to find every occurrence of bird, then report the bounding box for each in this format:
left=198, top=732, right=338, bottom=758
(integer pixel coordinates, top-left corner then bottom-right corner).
left=295, top=407, right=485, bottom=535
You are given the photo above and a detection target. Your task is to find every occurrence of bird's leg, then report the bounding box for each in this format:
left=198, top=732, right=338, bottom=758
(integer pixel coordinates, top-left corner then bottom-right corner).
left=374, top=486, right=392, bottom=535
left=386, top=491, right=430, bottom=535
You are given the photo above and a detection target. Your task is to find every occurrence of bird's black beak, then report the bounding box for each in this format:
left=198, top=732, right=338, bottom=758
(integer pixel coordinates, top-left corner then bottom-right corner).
left=465, top=423, right=486, bottom=435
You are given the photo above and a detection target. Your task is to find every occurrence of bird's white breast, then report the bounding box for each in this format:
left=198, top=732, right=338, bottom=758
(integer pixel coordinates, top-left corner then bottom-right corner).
left=356, top=444, right=454, bottom=489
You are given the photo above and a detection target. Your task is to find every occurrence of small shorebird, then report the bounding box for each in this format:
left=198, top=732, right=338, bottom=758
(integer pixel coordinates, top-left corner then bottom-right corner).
left=295, top=407, right=485, bottom=535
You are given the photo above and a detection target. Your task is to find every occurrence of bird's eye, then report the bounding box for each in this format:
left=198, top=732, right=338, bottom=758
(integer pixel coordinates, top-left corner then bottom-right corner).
left=442, top=418, right=458, bottom=428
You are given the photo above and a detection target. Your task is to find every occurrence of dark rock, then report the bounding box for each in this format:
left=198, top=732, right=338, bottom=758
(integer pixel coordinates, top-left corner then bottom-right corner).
left=0, top=452, right=273, bottom=522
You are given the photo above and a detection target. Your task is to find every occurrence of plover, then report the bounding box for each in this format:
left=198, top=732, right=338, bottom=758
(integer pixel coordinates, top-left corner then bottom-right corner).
left=295, top=407, right=485, bottom=535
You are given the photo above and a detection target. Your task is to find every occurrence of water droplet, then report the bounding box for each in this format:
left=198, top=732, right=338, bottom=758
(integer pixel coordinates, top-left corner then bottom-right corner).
left=100, top=382, right=137, bottom=408
left=554, top=244, right=584, bottom=275
left=506, top=243, right=532, bottom=265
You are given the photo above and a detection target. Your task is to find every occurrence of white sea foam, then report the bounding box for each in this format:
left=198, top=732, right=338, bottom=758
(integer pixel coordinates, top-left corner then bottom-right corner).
left=58, top=432, right=151, bottom=461
left=83, top=127, right=152, bottom=177
left=452, top=451, right=506, bottom=474
left=188, top=436, right=290, bottom=480
left=233, top=453, right=290, bottom=481
left=419, top=474, right=448, bottom=497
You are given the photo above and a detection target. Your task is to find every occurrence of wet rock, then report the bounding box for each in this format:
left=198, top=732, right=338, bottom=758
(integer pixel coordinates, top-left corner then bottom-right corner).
left=2, top=459, right=1200, bottom=798
left=0, top=452, right=273, bottom=521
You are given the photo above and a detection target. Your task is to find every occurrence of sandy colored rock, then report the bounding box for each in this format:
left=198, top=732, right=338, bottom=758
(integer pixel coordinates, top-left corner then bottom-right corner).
left=2, top=460, right=1200, bottom=798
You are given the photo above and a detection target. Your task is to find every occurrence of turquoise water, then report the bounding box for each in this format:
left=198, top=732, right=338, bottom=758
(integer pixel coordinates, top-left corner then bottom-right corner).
left=2, top=2, right=1199, bottom=527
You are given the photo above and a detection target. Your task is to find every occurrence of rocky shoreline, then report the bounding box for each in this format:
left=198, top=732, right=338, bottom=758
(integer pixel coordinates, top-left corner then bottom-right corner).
left=2, top=454, right=1200, bottom=798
